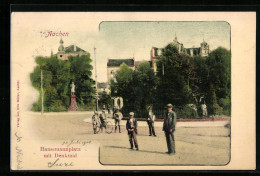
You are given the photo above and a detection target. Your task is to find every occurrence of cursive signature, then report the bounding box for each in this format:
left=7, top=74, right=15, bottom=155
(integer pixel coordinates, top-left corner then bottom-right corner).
left=61, top=139, right=91, bottom=147
left=16, top=146, right=23, bottom=169
left=15, top=131, right=23, bottom=169
left=48, top=158, right=73, bottom=168
left=15, top=132, right=22, bottom=142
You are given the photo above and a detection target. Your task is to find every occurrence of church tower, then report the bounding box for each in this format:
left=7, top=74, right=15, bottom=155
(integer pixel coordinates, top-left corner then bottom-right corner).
left=171, top=33, right=184, bottom=53
left=200, top=39, right=210, bottom=57
left=57, top=38, right=66, bottom=60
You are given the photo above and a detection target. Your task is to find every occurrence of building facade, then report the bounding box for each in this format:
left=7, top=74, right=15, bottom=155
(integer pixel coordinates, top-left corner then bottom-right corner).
left=106, top=58, right=135, bottom=110
left=56, top=38, right=89, bottom=60
left=150, top=36, right=210, bottom=73
left=107, top=58, right=135, bottom=83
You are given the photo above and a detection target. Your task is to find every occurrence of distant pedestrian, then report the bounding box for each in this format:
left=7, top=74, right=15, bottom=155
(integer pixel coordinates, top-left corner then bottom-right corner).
left=92, top=111, right=100, bottom=134
left=163, top=104, right=177, bottom=155
left=126, top=112, right=139, bottom=150
left=99, top=109, right=107, bottom=132
left=113, top=109, right=123, bottom=133
left=146, top=107, right=156, bottom=136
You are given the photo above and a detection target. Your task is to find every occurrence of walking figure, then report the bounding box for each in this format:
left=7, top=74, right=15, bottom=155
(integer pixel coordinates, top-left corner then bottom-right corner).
left=163, top=104, right=177, bottom=155
left=146, top=107, right=156, bottom=136
left=126, top=112, right=139, bottom=150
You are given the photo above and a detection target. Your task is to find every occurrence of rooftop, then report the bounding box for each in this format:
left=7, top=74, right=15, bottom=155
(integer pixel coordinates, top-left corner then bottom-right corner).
left=107, top=58, right=134, bottom=67
left=97, top=82, right=107, bottom=89
left=64, top=45, right=87, bottom=53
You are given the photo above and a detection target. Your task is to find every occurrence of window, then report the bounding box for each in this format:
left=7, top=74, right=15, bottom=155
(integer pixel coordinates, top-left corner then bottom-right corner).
left=154, top=48, right=158, bottom=56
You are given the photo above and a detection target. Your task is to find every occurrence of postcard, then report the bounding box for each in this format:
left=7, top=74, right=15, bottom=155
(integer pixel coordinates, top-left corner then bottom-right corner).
left=11, top=12, right=256, bottom=170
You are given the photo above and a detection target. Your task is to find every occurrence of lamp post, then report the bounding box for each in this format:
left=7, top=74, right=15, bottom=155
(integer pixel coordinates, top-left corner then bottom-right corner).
left=94, top=47, right=98, bottom=111
left=41, top=69, right=44, bottom=115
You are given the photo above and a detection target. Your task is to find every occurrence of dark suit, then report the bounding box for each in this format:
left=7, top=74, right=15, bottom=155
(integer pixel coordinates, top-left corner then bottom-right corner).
left=99, top=113, right=106, bottom=132
left=126, top=118, right=138, bottom=149
left=163, top=111, right=177, bottom=154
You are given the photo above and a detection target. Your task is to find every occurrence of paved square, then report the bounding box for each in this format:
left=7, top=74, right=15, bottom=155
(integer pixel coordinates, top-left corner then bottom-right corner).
left=30, top=112, right=230, bottom=166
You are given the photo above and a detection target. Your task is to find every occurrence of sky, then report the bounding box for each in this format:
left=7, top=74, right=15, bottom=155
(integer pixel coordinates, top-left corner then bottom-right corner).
left=11, top=12, right=230, bottom=110
left=96, top=21, right=230, bottom=82
left=99, top=21, right=230, bottom=60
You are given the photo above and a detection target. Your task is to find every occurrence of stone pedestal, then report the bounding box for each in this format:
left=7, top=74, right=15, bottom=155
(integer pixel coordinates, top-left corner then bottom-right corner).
left=68, top=94, right=78, bottom=111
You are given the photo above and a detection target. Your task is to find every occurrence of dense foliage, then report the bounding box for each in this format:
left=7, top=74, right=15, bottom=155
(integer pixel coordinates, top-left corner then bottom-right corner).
left=30, top=54, right=95, bottom=112
left=111, top=44, right=231, bottom=118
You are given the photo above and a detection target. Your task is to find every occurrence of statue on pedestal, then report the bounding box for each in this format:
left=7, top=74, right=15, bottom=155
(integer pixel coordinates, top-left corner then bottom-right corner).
left=71, top=82, right=75, bottom=95
left=68, top=81, right=78, bottom=111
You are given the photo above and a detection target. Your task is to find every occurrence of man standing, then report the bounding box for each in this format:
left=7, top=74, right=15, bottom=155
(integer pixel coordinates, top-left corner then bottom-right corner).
left=99, top=109, right=107, bottom=132
left=146, top=107, right=156, bottom=136
left=114, top=109, right=123, bottom=133
left=163, top=104, right=177, bottom=155
left=92, top=111, right=100, bottom=134
left=126, top=112, right=139, bottom=150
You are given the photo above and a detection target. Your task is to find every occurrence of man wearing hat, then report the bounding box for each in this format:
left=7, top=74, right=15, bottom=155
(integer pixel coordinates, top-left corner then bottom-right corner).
left=99, top=109, right=107, bottom=132
left=163, top=104, right=177, bottom=155
left=114, top=109, right=123, bottom=133
left=126, top=112, right=139, bottom=150
left=146, top=107, right=156, bottom=136
left=92, top=111, right=100, bottom=134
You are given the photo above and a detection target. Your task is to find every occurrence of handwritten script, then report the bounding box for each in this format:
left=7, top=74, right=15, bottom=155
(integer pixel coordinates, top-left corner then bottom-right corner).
left=43, top=139, right=92, bottom=168
left=15, top=132, right=23, bottom=169
left=61, top=139, right=91, bottom=147
left=48, top=158, right=73, bottom=168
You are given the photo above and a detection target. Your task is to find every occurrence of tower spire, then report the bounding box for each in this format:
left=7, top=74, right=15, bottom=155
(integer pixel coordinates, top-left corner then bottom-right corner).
left=175, top=32, right=177, bottom=41
left=58, top=37, right=64, bottom=52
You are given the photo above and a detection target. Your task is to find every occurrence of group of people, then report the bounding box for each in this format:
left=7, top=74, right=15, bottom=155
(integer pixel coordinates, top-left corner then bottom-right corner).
left=91, top=109, right=106, bottom=134
left=91, top=103, right=177, bottom=155
left=125, top=104, right=176, bottom=155
left=91, top=108, right=123, bottom=134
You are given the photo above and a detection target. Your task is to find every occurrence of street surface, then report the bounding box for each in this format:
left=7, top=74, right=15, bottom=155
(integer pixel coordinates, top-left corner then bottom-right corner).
left=28, top=111, right=230, bottom=165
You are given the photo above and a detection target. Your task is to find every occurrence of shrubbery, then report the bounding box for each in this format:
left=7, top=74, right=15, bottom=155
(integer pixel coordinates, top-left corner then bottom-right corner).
left=30, top=55, right=95, bottom=112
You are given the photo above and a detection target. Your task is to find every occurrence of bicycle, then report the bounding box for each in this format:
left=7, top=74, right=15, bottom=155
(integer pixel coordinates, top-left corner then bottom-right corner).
left=95, top=120, right=113, bottom=134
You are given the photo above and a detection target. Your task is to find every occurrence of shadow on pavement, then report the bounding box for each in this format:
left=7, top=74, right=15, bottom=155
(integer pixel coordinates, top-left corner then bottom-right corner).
left=76, top=132, right=97, bottom=135
left=104, top=145, right=166, bottom=155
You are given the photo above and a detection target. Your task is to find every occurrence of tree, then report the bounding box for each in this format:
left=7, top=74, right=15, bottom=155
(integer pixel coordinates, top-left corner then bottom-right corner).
left=98, top=91, right=113, bottom=109
left=110, top=63, right=135, bottom=111
left=155, top=44, right=198, bottom=109
left=30, top=54, right=95, bottom=112
left=192, top=55, right=209, bottom=103
left=110, top=62, right=157, bottom=117
left=207, top=47, right=231, bottom=99
left=132, top=61, right=157, bottom=117
left=69, top=54, right=95, bottom=105
left=205, top=47, right=231, bottom=115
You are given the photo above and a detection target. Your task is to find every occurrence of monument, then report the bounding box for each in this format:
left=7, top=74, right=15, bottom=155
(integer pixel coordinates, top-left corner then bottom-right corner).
left=68, top=82, right=78, bottom=111
left=201, top=103, right=208, bottom=117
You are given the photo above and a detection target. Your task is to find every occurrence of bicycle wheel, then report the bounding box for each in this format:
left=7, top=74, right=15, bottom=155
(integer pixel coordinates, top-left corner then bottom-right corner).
left=105, top=121, right=113, bottom=134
